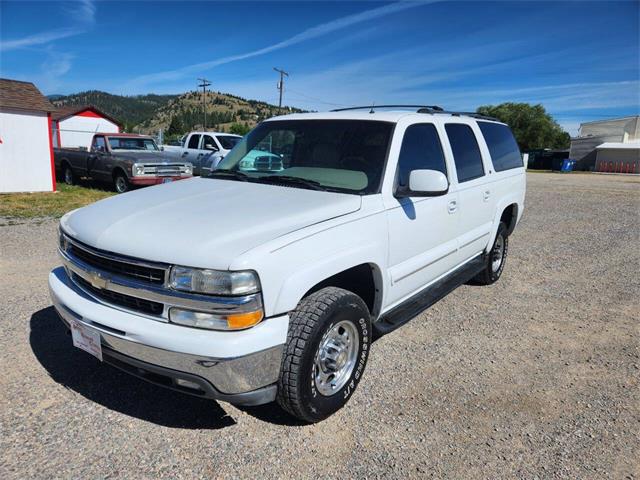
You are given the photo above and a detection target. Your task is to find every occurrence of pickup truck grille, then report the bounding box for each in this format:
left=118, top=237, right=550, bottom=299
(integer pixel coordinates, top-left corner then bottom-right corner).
left=69, top=242, right=166, bottom=285
left=254, top=156, right=283, bottom=171
left=73, top=274, right=164, bottom=316
left=141, top=164, right=186, bottom=176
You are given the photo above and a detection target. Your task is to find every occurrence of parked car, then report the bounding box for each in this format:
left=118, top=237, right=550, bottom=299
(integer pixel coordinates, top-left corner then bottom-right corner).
left=54, top=133, right=193, bottom=193
left=49, top=106, right=526, bottom=422
left=163, top=131, right=242, bottom=175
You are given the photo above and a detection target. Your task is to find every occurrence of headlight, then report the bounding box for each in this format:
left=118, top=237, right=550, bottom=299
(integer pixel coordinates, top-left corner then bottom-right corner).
left=184, top=163, right=193, bottom=175
left=59, top=229, right=69, bottom=252
left=133, top=163, right=145, bottom=176
left=169, top=266, right=260, bottom=295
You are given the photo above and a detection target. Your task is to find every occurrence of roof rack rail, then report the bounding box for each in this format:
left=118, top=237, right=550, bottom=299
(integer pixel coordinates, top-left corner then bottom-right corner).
left=330, top=105, right=444, bottom=113
left=428, top=111, right=500, bottom=122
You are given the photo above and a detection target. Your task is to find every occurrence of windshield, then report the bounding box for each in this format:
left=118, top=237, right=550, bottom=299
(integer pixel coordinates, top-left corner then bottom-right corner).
left=217, top=135, right=242, bottom=150
left=108, top=137, right=159, bottom=151
left=215, top=120, right=393, bottom=194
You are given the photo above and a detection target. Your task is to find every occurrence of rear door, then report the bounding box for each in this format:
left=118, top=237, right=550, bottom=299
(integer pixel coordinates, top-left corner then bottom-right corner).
left=181, top=134, right=202, bottom=171
left=442, top=121, right=494, bottom=263
left=385, top=120, right=460, bottom=307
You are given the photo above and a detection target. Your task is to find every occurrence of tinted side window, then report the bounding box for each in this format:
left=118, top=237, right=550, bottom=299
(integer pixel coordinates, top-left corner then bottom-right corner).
left=477, top=122, right=523, bottom=171
left=92, top=136, right=106, bottom=151
left=187, top=134, right=201, bottom=149
left=202, top=135, right=216, bottom=149
left=445, top=124, right=484, bottom=182
left=397, top=124, right=447, bottom=189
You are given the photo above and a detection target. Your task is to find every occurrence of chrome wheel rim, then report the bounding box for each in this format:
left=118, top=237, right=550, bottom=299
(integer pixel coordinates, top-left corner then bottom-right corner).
left=64, top=168, right=73, bottom=184
left=491, top=235, right=505, bottom=272
left=314, top=320, right=359, bottom=396
left=115, top=177, right=126, bottom=193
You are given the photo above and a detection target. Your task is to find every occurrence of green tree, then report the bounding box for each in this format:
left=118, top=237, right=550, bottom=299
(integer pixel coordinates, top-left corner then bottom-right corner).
left=229, top=123, right=251, bottom=136
left=166, top=116, right=184, bottom=136
left=476, top=103, right=570, bottom=151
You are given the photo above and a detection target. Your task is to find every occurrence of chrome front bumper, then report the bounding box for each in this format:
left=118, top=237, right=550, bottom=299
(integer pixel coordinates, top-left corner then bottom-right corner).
left=50, top=267, right=285, bottom=406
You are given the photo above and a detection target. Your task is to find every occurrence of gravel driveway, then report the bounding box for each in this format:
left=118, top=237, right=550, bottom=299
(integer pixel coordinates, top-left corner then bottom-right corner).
left=1, top=173, right=638, bottom=479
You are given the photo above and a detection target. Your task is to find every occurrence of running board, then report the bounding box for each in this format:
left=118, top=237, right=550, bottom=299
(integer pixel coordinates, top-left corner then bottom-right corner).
left=373, top=255, right=486, bottom=338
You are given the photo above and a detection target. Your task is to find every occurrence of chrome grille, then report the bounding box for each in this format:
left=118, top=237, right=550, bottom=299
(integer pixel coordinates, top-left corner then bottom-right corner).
left=67, top=239, right=166, bottom=285
left=73, top=273, right=164, bottom=316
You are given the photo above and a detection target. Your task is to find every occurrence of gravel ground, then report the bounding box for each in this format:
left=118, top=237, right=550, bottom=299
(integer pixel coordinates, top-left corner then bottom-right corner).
left=1, top=173, right=638, bottom=479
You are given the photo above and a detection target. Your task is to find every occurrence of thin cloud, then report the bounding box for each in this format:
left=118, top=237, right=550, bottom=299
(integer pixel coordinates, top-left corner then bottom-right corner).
left=126, top=0, right=435, bottom=90
left=0, top=0, right=95, bottom=52
left=0, top=28, right=82, bottom=52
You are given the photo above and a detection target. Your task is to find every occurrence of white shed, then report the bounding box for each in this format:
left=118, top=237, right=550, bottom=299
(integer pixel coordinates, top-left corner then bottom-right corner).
left=52, top=105, right=122, bottom=149
left=0, top=78, right=56, bottom=193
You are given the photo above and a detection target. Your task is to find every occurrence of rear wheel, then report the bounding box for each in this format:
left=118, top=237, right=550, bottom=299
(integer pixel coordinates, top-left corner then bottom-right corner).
left=277, top=287, right=371, bottom=423
left=62, top=164, right=75, bottom=185
left=113, top=172, right=130, bottom=193
left=473, top=221, right=508, bottom=285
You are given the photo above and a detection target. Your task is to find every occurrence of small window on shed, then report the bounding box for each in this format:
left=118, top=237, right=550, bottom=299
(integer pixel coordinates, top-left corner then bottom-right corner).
left=396, top=123, right=447, bottom=189
left=445, top=124, right=485, bottom=183
left=188, top=134, right=201, bottom=149
left=478, top=122, right=523, bottom=172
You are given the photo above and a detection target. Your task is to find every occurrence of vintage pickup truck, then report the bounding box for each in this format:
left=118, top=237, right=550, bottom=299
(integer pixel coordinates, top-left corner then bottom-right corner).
left=54, top=133, right=193, bottom=193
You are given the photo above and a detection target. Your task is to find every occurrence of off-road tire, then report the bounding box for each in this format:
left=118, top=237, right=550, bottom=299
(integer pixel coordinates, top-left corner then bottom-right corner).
left=277, top=287, right=371, bottom=423
left=473, top=221, right=509, bottom=285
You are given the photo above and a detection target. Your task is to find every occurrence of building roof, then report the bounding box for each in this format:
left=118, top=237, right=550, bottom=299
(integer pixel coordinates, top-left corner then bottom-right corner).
left=596, top=142, right=640, bottom=150
left=51, top=104, right=123, bottom=127
left=0, top=78, right=54, bottom=112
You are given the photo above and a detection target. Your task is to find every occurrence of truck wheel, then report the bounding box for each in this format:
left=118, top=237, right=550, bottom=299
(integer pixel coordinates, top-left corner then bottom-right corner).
left=62, top=164, right=75, bottom=185
left=114, top=172, right=130, bottom=193
left=277, top=287, right=371, bottom=423
left=473, top=222, right=509, bottom=285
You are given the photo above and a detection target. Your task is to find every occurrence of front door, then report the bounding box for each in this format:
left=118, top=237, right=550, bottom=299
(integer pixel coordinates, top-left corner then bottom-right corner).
left=385, top=122, right=460, bottom=308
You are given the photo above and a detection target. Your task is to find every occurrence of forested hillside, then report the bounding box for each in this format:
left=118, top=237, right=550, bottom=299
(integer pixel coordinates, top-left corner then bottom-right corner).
left=49, top=90, right=305, bottom=136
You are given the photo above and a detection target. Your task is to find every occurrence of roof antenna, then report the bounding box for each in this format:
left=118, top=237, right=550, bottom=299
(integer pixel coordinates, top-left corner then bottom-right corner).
left=369, top=103, right=375, bottom=114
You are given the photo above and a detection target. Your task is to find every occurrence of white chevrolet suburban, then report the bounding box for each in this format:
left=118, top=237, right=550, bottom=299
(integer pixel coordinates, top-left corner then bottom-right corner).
left=49, top=106, right=526, bottom=423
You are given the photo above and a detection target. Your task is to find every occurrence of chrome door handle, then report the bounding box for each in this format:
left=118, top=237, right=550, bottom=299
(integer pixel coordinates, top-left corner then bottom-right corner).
left=483, top=190, right=491, bottom=201
left=447, top=200, right=458, bottom=214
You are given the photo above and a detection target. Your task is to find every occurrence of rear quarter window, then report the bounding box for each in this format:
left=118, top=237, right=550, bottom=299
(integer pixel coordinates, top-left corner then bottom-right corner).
left=478, top=122, right=523, bottom=172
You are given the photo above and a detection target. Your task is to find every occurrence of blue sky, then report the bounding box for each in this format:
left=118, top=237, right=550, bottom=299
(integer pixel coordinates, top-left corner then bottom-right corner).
left=1, top=1, right=638, bottom=134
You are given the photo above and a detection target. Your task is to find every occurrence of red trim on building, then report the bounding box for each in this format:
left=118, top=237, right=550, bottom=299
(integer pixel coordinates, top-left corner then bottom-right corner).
left=76, top=109, right=103, bottom=118
left=47, top=112, right=57, bottom=192
left=55, top=120, right=61, bottom=147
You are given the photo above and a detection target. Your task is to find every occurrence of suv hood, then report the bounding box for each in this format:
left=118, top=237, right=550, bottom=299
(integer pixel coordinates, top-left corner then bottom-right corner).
left=61, top=178, right=362, bottom=268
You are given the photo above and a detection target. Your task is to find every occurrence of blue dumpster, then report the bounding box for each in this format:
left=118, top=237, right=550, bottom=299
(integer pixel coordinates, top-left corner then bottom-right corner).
left=560, top=159, right=576, bottom=172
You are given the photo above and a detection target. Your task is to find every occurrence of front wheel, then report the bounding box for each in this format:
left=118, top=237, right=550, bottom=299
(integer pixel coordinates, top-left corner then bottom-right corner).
left=113, top=172, right=130, bottom=193
left=277, top=287, right=371, bottom=423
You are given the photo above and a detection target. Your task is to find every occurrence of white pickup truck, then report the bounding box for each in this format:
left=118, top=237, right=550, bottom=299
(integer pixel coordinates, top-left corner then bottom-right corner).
left=163, top=131, right=242, bottom=175
left=49, top=106, right=525, bottom=422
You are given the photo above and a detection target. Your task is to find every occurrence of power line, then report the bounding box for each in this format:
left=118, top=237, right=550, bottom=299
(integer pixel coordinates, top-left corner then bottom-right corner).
left=197, top=78, right=211, bottom=129
left=273, top=67, right=289, bottom=111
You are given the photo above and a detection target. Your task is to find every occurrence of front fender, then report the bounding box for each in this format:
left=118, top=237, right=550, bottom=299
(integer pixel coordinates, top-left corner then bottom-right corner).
left=230, top=207, right=389, bottom=318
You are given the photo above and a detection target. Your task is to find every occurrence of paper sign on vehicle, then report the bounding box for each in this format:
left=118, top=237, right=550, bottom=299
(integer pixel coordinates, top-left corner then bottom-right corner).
left=70, top=320, right=103, bottom=361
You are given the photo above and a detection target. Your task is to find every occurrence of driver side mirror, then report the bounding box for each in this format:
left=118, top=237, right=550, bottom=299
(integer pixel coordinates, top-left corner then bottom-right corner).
left=204, top=144, right=218, bottom=152
left=395, top=169, right=449, bottom=198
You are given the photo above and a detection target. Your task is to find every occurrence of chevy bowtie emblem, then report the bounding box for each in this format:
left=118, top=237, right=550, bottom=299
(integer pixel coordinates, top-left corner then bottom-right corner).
left=89, top=271, right=109, bottom=290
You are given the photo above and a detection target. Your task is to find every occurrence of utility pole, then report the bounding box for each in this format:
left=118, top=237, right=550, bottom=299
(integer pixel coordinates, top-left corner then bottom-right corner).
left=273, top=67, right=289, bottom=111
left=197, top=78, right=211, bottom=130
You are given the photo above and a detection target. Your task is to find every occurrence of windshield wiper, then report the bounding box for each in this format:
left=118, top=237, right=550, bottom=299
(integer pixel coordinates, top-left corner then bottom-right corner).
left=255, top=175, right=325, bottom=191
left=207, top=169, right=249, bottom=181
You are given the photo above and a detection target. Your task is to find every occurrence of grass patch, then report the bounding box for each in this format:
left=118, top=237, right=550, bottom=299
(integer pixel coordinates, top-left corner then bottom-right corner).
left=0, top=183, right=115, bottom=218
